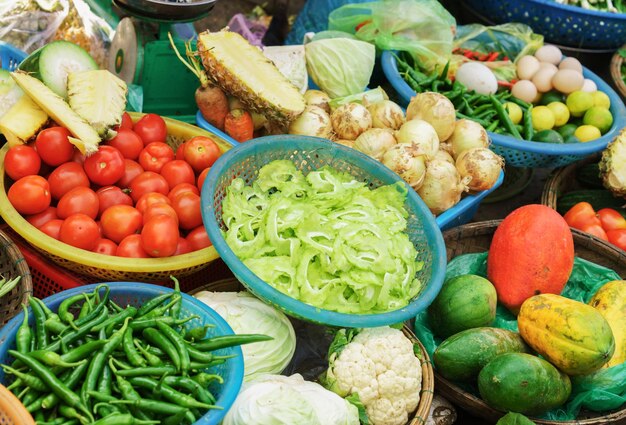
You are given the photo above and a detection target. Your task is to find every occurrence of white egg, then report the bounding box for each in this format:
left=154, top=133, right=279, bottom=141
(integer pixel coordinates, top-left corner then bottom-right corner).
left=552, top=69, right=584, bottom=94
left=517, top=55, right=541, bottom=80
left=511, top=80, right=538, bottom=104
left=532, top=68, right=557, bottom=92
left=538, top=62, right=559, bottom=73
left=559, top=57, right=583, bottom=73
left=455, top=62, right=498, bottom=95
left=581, top=79, right=598, bottom=92
left=535, top=45, right=563, bottom=65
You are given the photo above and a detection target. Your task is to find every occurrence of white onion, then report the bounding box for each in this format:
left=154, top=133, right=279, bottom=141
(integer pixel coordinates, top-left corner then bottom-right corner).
left=303, top=89, right=331, bottom=114
left=288, top=105, right=333, bottom=138
left=447, top=119, right=490, bottom=159
left=395, top=119, right=439, bottom=159
left=434, top=149, right=455, bottom=164
left=367, top=100, right=405, bottom=130
left=335, top=139, right=356, bottom=148
left=417, top=159, right=469, bottom=215
left=406, top=92, right=456, bottom=141
left=382, top=144, right=427, bottom=189
left=455, top=147, right=504, bottom=192
left=354, top=128, right=397, bottom=161
left=331, top=103, right=372, bottom=140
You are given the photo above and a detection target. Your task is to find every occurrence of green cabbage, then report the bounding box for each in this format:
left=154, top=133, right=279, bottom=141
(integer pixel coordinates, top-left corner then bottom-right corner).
left=221, top=160, right=423, bottom=314
left=193, top=290, right=296, bottom=381
left=222, top=374, right=360, bottom=425
left=305, top=37, right=375, bottom=99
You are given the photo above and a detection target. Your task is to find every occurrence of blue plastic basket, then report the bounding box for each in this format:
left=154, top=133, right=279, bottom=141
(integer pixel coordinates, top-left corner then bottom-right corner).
left=201, top=135, right=447, bottom=328
left=461, top=0, right=626, bottom=50
left=0, top=42, right=26, bottom=71
left=0, top=282, right=244, bottom=425
left=381, top=50, right=626, bottom=168
left=196, top=111, right=239, bottom=146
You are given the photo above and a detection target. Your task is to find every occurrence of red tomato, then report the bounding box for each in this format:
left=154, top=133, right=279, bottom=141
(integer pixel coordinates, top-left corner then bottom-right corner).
left=8, top=175, right=51, bottom=215
left=197, top=167, right=210, bottom=192
left=4, top=145, right=41, bottom=180
left=168, top=183, right=199, bottom=202
left=35, top=127, right=75, bottom=166
left=171, top=192, right=202, bottom=230
left=186, top=225, right=212, bottom=251
left=57, top=187, right=99, bottom=220
left=26, top=206, right=58, bottom=228
left=106, top=129, right=144, bottom=160
left=83, top=145, right=125, bottom=186
left=101, top=205, right=143, bottom=243
left=143, top=203, right=179, bottom=226
left=47, top=161, right=90, bottom=200
left=607, top=229, right=626, bottom=251
left=135, top=192, right=171, bottom=214
left=96, top=186, right=133, bottom=217
left=138, top=142, right=174, bottom=173
left=39, top=219, right=63, bottom=240
left=72, top=150, right=86, bottom=165
left=160, top=160, right=195, bottom=189
left=117, top=234, right=149, bottom=258
left=173, top=236, right=192, bottom=255
left=579, top=223, right=609, bottom=241
left=597, top=208, right=626, bottom=231
left=129, top=171, right=169, bottom=203
left=115, top=112, right=133, bottom=131
left=141, top=215, right=179, bottom=257
left=183, top=136, right=220, bottom=173
left=93, top=238, right=118, bottom=256
left=59, top=213, right=100, bottom=251
left=133, top=113, right=167, bottom=145
left=117, top=159, right=144, bottom=189
left=175, top=142, right=186, bottom=161
left=563, top=202, right=601, bottom=231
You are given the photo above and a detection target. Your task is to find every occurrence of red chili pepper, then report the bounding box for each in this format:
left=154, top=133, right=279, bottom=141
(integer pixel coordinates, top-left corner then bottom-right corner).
left=497, top=81, right=514, bottom=88
left=486, top=52, right=500, bottom=62
left=355, top=19, right=372, bottom=32
left=607, top=229, right=626, bottom=250
left=463, top=50, right=475, bottom=59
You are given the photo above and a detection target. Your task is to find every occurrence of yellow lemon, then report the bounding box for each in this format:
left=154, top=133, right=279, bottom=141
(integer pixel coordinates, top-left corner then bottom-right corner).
left=504, top=102, right=523, bottom=125
left=591, top=91, right=611, bottom=109
left=566, top=91, right=594, bottom=117
left=574, top=125, right=602, bottom=142
left=547, top=102, right=570, bottom=127
left=583, top=107, right=613, bottom=134
left=531, top=106, right=556, bottom=131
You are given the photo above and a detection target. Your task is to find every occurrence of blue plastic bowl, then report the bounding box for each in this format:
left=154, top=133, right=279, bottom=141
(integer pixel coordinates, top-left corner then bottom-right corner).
left=196, top=111, right=239, bottom=147
left=201, top=135, right=447, bottom=328
left=0, top=41, right=26, bottom=71
left=381, top=50, right=626, bottom=168
left=0, top=283, right=244, bottom=425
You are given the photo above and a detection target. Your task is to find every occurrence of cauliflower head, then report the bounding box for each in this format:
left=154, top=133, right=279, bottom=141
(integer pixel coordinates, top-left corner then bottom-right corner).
left=324, top=326, right=422, bottom=425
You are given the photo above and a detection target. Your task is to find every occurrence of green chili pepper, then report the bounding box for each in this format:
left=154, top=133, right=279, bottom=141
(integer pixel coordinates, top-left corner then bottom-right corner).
left=110, top=399, right=193, bottom=417
left=142, top=327, right=181, bottom=372
left=162, top=410, right=194, bottom=425
left=455, top=111, right=490, bottom=127
left=507, top=96, right=532, bottom=109
left=76, top=295, right=92, bottom=320
left=487, top=119, right=500, bottom=132
left=115, top=366, right=178, bottom=378
left=108, top=300, right=124, bottom=313
left=128, top=377, right=220, bottom=410
left=8, top=350, right=93, bottom=422
left=191, top=334, right=273, bottom=352
left=39, top=361, right=89, bottom=410
left=141, top=295, right=181, bottom=320
left=59, top=340, right=107, bottom=364
left=108, top=359, right=153, bottom=421
left=129, top=315, right=196, bottom=331
left=44, top=306, right=108, bottom=353
left=186, top=346, right=235, bottom=364
left=122, top=328, right=146, bottom=368
left=3, top=365, right=48, bottom=392
left=90, top=413, right=159, bottom=425
left=163, top=376, right=215, bottom=405
left=91, top=306, right=137, bottom=333
left=16, top=304, right=32, bottom=354
left=87, top=392, right=130, bottom=415
left=170, top=277, right=182, bottom=320
left=156, top=321, right=190, bottom=374
left=183, top=325, right=211, bottom=342
left=24, top=351, right=86, bottom=368
left=523, top=105, right=534, bottom=141
left=192, top=372, right=224, bottom=387
left=136, top=292, right=174, bottom=318
left=29, top=297, right=49, bottom=350
left=58, top=404, right=89, bottom=424
left=97, top=364, right=113, bottom=396
left=490, top=94, right=523, bottom=139
left=132, top=340, right=162, bottom=367
left=58, top=293, right=87, bottom=330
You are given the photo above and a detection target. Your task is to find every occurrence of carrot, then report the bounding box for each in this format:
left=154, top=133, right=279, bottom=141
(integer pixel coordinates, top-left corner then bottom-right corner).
left=224, top=109, right=254, bottom=143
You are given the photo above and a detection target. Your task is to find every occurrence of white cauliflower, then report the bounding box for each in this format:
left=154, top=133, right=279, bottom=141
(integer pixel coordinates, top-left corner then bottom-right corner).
left=322, top=326, right=422, bottom=425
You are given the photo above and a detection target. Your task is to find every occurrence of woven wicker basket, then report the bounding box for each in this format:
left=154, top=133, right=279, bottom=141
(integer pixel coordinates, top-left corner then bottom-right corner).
left=610, top=46, right=626, bottom=100
left=0, top=383, right=35, bottom=425
left=0, top=229, right=32, bottom=326
left=440, top=220, right=626, bottom=424
left=189, top=278, right=435, bottom=425
left=540, top=155, right=602, bottom=212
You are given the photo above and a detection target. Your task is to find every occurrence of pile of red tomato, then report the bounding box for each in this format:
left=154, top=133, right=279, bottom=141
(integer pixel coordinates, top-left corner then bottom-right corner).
left=563, top=201, right=626, bottom=250
left=3, top=113, right=222, bottom=258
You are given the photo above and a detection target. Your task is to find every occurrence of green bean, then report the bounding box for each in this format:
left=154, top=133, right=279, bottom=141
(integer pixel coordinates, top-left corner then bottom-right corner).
left=490, top=94, right=523, bottom=139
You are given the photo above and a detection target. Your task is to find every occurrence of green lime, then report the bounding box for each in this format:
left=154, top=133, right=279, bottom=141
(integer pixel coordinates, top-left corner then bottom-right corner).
left=583, top=106, right=613, bottom=134
left=539, top=90, right=565, bottom=106
left=556, top=123, right=578, bottom=139
left=574, top=125, right=602, bottom=142
left=566, top=91, right=594, bottom=117
left=547, top=102, right=570, bottom=127
left=531, top=106, right=556, bottom=131
left=532, top=129, right=564, bottom=144
left=564, top=135, right=582, bottom=144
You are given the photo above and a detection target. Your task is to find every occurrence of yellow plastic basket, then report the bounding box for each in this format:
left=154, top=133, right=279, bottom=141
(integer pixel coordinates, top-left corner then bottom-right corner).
left=0, top=383, right=35, bottom=425
left=0, top=113, right=233, bottom=282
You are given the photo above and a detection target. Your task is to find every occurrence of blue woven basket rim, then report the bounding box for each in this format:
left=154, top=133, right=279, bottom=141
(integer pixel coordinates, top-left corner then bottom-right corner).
left=518, top=0, right=626, bottom=18
left=201, top=135, right=447, bottom=328
left=381, top=50, right=626, bottom=157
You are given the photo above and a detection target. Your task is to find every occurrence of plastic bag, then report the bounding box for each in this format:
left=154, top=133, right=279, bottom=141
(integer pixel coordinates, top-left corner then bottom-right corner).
left=414, top=252, right=624, bottom=421
left=328, top=0, right=456, bottom=73
left=0, top=0, right=113, bottom=67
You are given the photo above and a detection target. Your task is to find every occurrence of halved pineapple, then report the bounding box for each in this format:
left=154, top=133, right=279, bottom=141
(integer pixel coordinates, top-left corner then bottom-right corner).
left=0, top=95, right=48, bottom=147
left=600, top=128, right=626, bottom=197
left=197, top=30, right=305, bottom=128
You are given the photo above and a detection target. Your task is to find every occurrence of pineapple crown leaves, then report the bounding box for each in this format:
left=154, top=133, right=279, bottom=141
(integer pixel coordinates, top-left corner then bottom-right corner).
left=167, top=32, right=210, bottom=89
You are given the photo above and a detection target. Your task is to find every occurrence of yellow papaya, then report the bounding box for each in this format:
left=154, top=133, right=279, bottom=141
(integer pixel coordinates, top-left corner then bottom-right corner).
left=518, top=294, right=615, bottom=375
left=589, top=280, right=626, bottom=368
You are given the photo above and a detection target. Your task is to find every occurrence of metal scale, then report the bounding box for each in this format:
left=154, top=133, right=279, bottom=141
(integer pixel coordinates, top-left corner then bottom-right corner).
left=86, top=0, right=218, bottom=123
